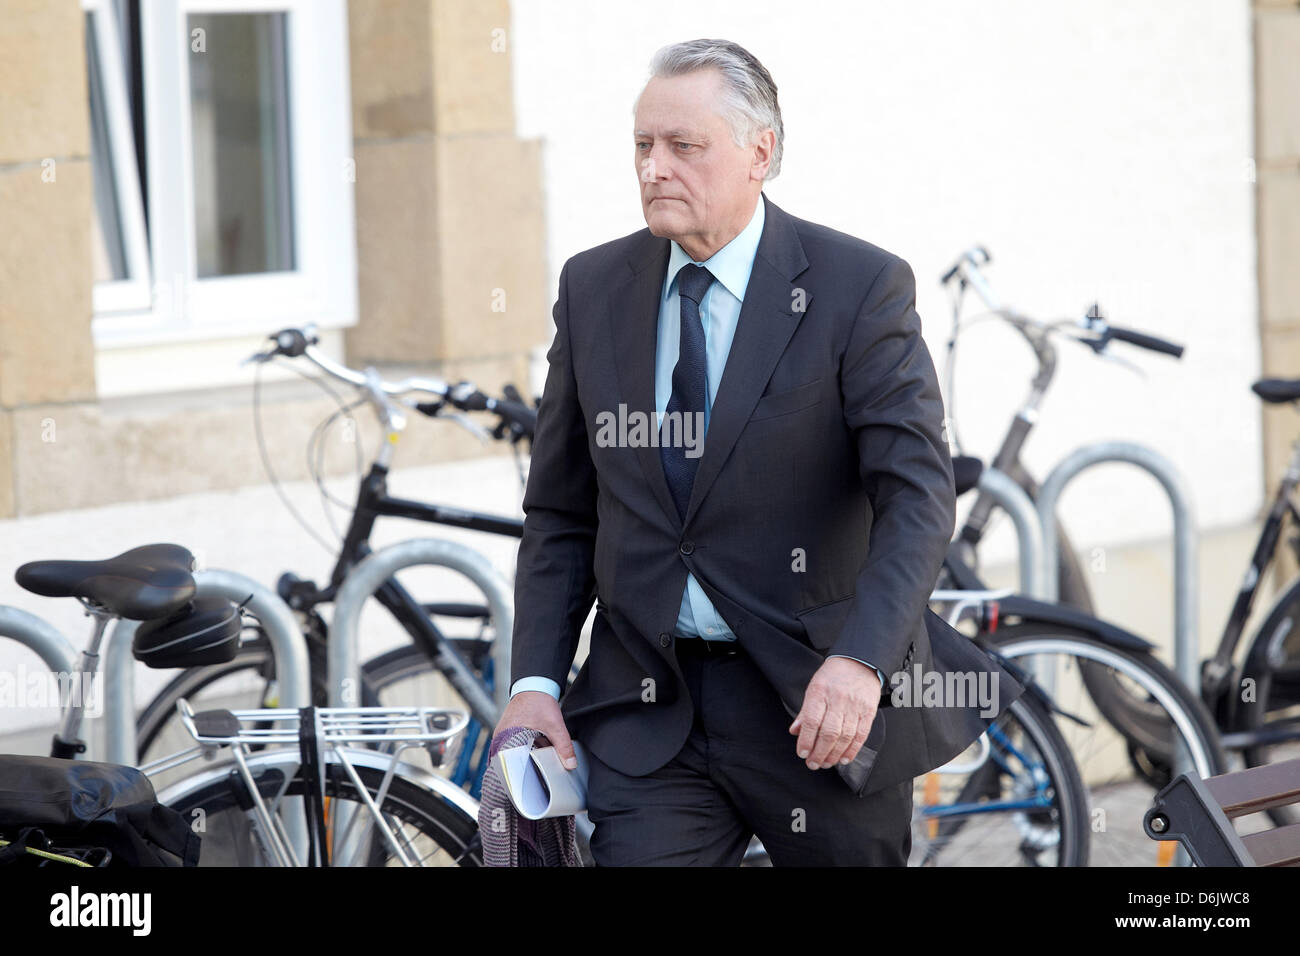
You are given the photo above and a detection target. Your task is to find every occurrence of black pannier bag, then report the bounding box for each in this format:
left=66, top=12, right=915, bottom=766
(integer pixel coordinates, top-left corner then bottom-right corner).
left=0, top=755, right=200, bottom=866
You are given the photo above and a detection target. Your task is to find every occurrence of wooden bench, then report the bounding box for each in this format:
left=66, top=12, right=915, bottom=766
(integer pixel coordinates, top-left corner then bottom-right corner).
left=1144, top=756, right=1300, bottom=866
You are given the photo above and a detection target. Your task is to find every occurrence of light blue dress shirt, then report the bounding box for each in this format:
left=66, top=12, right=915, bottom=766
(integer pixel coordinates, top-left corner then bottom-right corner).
left=511, top=198, right=882, bottom=699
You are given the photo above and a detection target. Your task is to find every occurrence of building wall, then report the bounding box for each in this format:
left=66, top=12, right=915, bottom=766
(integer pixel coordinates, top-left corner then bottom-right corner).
left=1256, top=0, right=1300, bottom=584
left=0, top=0, right=549, bottom=524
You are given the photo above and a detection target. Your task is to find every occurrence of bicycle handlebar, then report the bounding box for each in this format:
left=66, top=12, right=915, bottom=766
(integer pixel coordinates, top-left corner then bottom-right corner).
left=1105, top=325, right=1185, bottom=359
left=418, top=387, right=538, bottom=435
left=941, top=247, right=1001, bottom=312
left=254, top=326, right=537, bottom=439
left=943, top=250, right=1184, bottom=362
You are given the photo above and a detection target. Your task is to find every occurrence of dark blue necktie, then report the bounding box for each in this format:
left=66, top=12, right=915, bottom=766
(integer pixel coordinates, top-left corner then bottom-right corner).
left=661, top=263, right=715, bottom=522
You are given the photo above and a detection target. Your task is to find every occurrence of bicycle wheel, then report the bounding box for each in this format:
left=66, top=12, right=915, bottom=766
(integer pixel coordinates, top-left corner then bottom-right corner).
left=910, top=688, right=1089, bottom=866
left=158, top=749, right=481, bottom=866
left=1237, top=577, right=1300, bottom=825
left=987, top=624, right=1227, bottom=866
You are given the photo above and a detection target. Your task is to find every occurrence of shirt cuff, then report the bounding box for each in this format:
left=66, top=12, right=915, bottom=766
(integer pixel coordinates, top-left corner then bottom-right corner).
left=826, top=654, right=887, bottom=690
left=509, top=676, right=562, bottom=700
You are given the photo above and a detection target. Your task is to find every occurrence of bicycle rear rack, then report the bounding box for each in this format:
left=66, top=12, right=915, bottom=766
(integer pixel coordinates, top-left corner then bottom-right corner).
left=149, top=699, right=471, bottom=867
left=173, top=699, right=470, bottom=749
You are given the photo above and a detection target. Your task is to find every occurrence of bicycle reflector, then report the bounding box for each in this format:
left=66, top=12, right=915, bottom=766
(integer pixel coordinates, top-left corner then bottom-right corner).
left=422, top=712, right=464, bottom=769
left=981, top=600, right=1001, bottom=634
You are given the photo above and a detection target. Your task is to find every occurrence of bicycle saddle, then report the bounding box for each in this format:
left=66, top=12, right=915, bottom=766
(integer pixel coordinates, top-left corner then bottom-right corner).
left=1252, top=378, right=1300, bottom=405
left=15, top=543, right=197, bottom=620
left=952, top=455, right=984, bottom=497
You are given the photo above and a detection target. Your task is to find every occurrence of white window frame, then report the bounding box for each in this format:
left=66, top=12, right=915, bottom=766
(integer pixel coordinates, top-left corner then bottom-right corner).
left=83, top=0, right=153, bottom=315
left=91, top=0, right=357, bottom=350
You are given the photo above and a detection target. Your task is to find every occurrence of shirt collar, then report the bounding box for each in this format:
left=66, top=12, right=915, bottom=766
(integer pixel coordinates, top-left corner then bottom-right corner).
left=665, top=195, right=766, bottom=303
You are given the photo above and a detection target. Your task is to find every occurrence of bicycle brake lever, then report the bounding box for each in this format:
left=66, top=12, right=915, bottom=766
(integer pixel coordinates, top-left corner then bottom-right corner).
left=1094, top=347, right=1147, bottom=381
left=1063, top=326, right=1149, bottom=380
left=443, top=411, right=494, bottom=444
left=240, top=349, right=276, bottom=367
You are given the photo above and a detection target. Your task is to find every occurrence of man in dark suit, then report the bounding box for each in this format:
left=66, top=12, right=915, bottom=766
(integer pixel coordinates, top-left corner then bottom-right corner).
left=495, top=38, right=1022, bottom=865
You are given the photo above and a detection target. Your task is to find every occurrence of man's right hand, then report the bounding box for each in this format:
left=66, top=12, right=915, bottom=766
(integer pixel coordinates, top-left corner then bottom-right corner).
left=494, top=691, right=578, bottom=770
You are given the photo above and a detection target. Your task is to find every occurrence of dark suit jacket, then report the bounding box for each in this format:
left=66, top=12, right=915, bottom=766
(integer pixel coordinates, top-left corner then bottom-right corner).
left=512, top=191, right=1024, bottom=796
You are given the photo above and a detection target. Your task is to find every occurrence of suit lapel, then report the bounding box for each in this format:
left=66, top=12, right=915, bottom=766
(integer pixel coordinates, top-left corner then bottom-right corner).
left=606, top=193, right=812, bottom=529
left=606, top=235, right=680, bottom=526
left=684, top=195, right=811, bottom=526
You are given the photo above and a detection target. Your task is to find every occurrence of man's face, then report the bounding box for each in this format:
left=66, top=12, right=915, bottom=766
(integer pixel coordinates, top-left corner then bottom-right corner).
left=634, top=69, right=767, bottom=259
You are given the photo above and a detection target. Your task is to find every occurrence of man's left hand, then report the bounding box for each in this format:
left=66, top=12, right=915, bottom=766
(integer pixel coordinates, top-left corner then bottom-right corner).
left=788, top=657, right=882, bottom=770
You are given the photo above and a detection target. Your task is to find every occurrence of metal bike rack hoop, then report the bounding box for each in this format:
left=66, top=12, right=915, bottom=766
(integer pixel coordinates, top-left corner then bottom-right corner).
left=0, top=606, right=79, bottom=677
left=328, top=538, right=515, bottom=719
left=974, top=467, right=1049, bottom=600
left=1036, top=441, right=1199, bottom=693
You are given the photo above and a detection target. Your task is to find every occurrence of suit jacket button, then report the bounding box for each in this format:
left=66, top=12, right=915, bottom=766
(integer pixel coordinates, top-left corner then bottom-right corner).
left=679, top=541, right=694, bottom=555
left=659, top=633, right=672, bottom=647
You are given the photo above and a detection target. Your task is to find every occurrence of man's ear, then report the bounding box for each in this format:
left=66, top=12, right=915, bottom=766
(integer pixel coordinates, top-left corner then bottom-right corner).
left=750, top=128, right=776, bottom=181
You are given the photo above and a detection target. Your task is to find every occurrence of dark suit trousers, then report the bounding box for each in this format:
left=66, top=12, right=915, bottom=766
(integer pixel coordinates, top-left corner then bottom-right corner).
left=586, top=639, right=913, bottom=866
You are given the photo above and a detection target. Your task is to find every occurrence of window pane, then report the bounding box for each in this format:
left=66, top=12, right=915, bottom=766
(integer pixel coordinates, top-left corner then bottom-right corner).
left=87, top=13, right=129, bottom=283
left=188, top=12, right=295, bottom=278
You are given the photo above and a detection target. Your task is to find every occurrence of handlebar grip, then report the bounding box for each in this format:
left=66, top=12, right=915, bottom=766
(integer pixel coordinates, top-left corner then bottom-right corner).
left=493, top=399, right=537, bottom=437
left=1108, top=326, right=1184, bottom=359
left=446, top=384, right=490, bottom=412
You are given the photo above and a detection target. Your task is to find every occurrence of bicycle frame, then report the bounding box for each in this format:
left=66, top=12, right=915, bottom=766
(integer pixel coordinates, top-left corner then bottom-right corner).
left=273, top=456, right=525, bottom=789
left=0, top=599, right=116, bottom=760
left=1203, top=436, right=1300, bottom=703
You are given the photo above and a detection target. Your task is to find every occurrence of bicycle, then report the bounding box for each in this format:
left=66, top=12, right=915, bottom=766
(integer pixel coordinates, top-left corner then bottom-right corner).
left=940, top=246, right=1186, bottom=618
left=943, top=250, right=1300, bottom=829
left=136, top=326, right=540, bottom=801
left=1102, top=377, right=1300, bottom=825
left=2, top=542, right=482, bottom=866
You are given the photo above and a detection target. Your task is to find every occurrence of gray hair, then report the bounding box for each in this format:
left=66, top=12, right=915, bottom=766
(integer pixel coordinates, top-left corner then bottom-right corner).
left=640, top=39, right=784, bottom=180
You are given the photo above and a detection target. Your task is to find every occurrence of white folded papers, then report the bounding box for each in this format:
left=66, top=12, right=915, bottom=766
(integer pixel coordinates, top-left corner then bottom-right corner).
left=497, top=740, right=590, bottom=820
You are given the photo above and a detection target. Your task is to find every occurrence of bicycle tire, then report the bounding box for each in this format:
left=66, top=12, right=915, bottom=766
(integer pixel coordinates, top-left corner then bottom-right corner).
left=1236, top=575, right=1300, bottom=825
left=987, top=624, right=1227, bottom=865
left=1006, top=468, right=1213, bottom=772
left=911, top=686, right=1090, bottom=867
left=159, top=752, right=482, bottom=866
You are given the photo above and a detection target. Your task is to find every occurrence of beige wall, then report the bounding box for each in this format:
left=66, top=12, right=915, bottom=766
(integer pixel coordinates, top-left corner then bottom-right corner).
left=347, top=0, right=548, bottom=369
left=0, top=1, right=96, bottom=519
left=1256, top=1, right=1300, bottom=582
left=0, top=0, right=548, bottom=521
